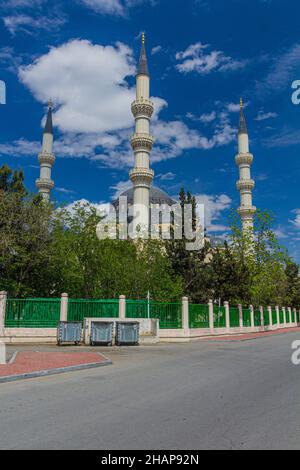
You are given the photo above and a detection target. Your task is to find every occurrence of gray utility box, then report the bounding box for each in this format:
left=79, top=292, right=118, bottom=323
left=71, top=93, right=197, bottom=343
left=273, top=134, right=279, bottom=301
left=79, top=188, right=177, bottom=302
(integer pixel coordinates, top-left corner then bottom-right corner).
left=90, top=321, right=114, bottom=346
left=57, top=321, right=82, bottom=345
left=116, top=322, right=140, bottom=346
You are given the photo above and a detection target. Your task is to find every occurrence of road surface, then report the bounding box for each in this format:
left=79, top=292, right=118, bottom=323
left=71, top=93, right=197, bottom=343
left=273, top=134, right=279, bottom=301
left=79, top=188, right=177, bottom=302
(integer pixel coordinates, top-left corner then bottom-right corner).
left=0, top=332, right=300, bottom=450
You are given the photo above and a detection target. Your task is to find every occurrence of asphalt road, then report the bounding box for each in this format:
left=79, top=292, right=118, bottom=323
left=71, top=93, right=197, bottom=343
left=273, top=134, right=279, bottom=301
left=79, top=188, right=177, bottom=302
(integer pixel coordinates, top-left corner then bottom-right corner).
left=0, top=332, right=300, bottom=450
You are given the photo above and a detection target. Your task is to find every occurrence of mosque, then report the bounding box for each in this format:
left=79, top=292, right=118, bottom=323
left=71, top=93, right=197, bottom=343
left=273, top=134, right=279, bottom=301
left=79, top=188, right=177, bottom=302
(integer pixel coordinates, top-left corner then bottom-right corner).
left=36, top=34, right=256, bottom=236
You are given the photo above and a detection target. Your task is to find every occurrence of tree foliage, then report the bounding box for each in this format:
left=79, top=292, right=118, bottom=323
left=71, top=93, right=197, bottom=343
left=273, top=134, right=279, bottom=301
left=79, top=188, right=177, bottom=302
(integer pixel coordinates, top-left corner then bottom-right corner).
left=0, top=166, right=299, bottom=307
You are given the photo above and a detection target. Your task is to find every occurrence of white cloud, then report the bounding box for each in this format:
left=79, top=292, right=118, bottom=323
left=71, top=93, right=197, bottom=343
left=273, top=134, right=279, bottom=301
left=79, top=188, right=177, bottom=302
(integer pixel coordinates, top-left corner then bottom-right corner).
left=2, top=39, right=236, bottom=170
left=290, top=209, right=300, bottom=229
left=256, top=43, right=300, bottom=95
left=195, top=194, right=232, bottom=232
left=2, top=0, right=45, bottom=7
left=0, top=138, right=40, bottom=156
left=187, top=111, right=216, bottom=123
left=3, top=14, right=65, bottom=35
left=110, top=180, right=132, bottom=199
left=263, top=128, right=300, bottom=148
left=274, top=226, right=289, bottom=239
left=176, top=42, right=248, bottom=75
left=255, top=110, right=278, bottom=121
left=55, top=187, right=75, bottom=194
left=62, top=198, right=111, bottom=217
left=79, top=0, right=156, bottom=16
left=19, top=40, right=137, bottom=134
left=157, top=172, right=176, bottom=181
left=151, top=45, right=162, bottom=56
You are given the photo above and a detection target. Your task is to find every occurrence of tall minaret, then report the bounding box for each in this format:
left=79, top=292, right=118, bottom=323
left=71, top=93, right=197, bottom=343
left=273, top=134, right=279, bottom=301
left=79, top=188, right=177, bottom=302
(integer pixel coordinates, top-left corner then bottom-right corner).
left=36, top=100, right=55, bottom=202
left=235, top=98, right=256, bottom=232
left=129, top=33, right=154, bottom=236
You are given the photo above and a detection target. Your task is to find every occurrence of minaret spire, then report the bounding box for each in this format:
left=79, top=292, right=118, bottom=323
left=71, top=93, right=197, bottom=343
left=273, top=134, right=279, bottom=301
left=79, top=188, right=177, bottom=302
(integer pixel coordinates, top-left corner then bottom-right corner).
left=235, top=98, right=256, bottom=233
left=129, top=33, right=154, bottom=236
left=36, top=100, right=55, bottom=202
left=137, top=32, right=149, bottom=77
left=238, top=97, right=248, bottom=135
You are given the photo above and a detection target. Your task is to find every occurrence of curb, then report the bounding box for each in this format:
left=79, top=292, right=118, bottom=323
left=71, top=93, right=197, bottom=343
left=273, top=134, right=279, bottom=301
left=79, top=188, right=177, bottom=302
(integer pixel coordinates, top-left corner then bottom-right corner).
left=0, top=355, right=112, bottom=384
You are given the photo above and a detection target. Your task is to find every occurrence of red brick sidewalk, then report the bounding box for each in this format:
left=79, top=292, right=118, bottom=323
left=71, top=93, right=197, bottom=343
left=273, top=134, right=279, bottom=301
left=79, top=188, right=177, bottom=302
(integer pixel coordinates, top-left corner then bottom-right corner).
left=202, top=326, right=300, bottom=342
left=0, top=351, right=111, bottom=381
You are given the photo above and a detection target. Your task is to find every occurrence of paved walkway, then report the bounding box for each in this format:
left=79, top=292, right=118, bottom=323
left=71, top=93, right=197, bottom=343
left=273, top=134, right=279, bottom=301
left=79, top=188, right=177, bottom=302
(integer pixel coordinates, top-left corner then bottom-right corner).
left=0, top=351, right=111, bottom=381
left=202, top=326, right=300, bottom=341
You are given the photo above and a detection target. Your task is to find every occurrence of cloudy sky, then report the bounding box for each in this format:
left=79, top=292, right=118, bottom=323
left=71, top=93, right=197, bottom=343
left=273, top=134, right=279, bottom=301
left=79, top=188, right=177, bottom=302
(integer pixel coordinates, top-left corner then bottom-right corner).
left=0, top=0, right=300, bottom=260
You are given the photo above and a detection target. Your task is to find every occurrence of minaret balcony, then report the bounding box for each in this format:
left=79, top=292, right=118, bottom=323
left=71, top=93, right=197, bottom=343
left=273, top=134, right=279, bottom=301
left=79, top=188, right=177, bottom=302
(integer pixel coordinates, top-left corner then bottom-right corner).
left=38, top=152, right=55, bottom=166
left=236, top=179, right=255, bottom=191
left=235, top=153, right=253, bottom=166
left=36, top=178, right=54, bottom=192
left=130, top=133, right=154, bottom=152
left=238, top=206, right=257, bottom=218
left=131, top=99, right=154, bottom=119
left=129, top=167, right=154, bottom=187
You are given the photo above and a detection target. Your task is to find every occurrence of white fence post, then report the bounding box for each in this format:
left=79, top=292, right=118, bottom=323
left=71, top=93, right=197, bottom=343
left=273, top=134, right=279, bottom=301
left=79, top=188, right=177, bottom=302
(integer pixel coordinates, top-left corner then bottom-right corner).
left=250, top=305, right=255, bottom=331
left=282, top=307, right=287, bottom=328
left=275, top=305, right=280, bottom=329
left=0, top=341, right=6, bottom=364
left=260, top=306, right=264, bottom=328
left=60, top=293, right=69, bottom=322
left=209, top=300, right=214, bottom=335
left=268, top=306, right=273, bottom=330
left=182, top=297, right=189, bottom=336
left=238, top=304, right=243, bottom=329
left=0, top=291, right=7, bottom=336
left=293, top=308, right=297, bottom=326
left=224, top=301, right=230, bottom=333
left=288, top=307, right=292, bottom=327
left=119, top=295, right=126, bottom=320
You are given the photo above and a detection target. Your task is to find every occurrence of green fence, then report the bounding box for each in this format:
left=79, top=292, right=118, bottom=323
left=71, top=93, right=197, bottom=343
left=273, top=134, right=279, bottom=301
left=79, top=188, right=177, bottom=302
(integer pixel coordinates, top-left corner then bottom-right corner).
left=126, top=300, right=149, bottom=319
left=242, top=308, right=251, bottom=327
left=263, top=308, right=270, bottom=327
left=286, top=308, right=290, bottom=324
left=214, top=305, right=226, bottom=328
left=5, top=298, right=61, bottom=328
left=279, top=308, right=284, bottom=324
left=68, top=299, right=119, bottom=323
left=149, top=302, right=182, bottom=329
left=254, top=309, right=262, bottom=327
left=272, top=308, right=277, bottom=325
left=229, top=307, right=240, bottom=328
left=189, top=304, right=209, bottom=329
left=291, top=310, right=295, bottom=323
left=125, top=300, right=182, bottom=329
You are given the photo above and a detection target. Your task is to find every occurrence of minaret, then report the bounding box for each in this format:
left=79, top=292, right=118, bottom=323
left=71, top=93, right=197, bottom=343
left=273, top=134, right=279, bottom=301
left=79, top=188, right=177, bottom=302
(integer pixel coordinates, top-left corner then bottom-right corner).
left=129, top=33, right=154, bottom=236
left=235, top=98, right=256, bottom=232
left=36, top=100, right=55, bottom=202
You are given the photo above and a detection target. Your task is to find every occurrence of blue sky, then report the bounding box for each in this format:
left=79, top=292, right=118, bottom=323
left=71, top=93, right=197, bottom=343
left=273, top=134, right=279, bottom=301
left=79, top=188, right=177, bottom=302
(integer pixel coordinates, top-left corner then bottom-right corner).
left=0, top=0, right=300, bottom=260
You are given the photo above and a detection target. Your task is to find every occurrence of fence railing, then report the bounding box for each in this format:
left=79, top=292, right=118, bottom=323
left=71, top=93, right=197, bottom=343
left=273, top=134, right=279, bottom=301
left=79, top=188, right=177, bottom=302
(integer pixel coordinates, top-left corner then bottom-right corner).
left=229, top=307, right=240, bottom=328
left=68, top=299, right=119, bottom=323
left=5, top=298, right=61, bottom=328
left=242, top=308, right=251, bottom=327
left=2, top=294, right=299, bottom=334
left=189, top=304, right=209, bottom=329
left=125, top=300, right=182, bottom=329
left=214, top=305, right=226, bottom=328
